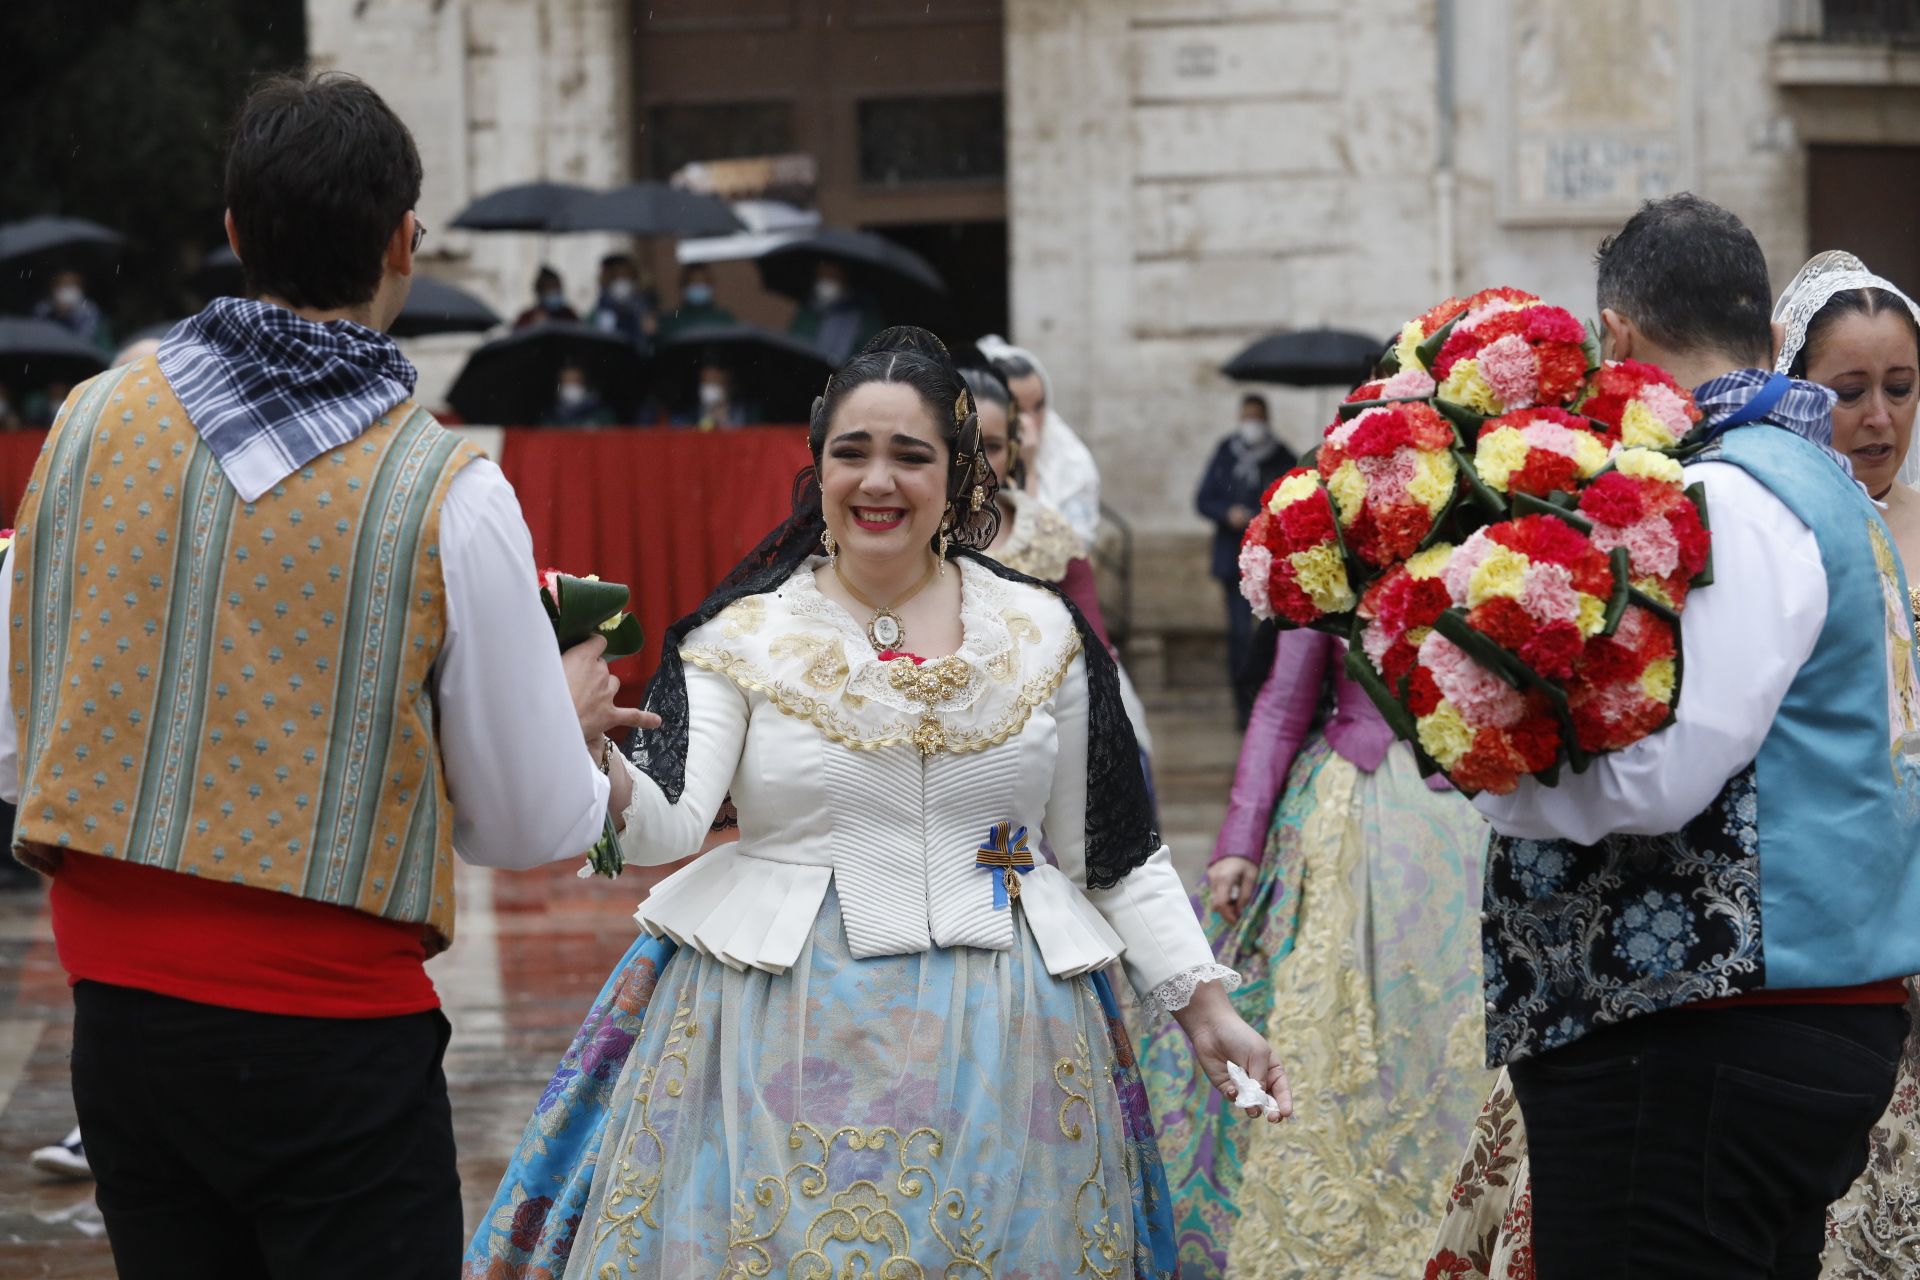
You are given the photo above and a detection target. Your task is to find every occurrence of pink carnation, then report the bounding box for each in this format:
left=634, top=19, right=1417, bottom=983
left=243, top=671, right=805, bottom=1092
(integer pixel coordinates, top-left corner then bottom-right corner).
left=1441, top=530, right=1497, bottom=605
left=1421, top=633, right=1527, bottom=728
left=1478, top=333, right=1542, bottom=409
left=1518, top=560, right=1579, bottom=625
left=1238, top=542, right=1275, bottom=620
left=1639, top=382, right=1695, bottom=440
left=1383, top=367, right=1438, bottom=399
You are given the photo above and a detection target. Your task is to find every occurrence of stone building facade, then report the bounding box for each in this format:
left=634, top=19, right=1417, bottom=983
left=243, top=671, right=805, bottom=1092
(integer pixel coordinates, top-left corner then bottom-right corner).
left=307, top=0, right=1920, bottom=675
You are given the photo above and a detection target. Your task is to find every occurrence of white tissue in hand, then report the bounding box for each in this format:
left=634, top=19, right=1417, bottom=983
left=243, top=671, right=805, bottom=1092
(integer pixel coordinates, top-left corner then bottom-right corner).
left=1226, top=1061, right=1282, bottom=1118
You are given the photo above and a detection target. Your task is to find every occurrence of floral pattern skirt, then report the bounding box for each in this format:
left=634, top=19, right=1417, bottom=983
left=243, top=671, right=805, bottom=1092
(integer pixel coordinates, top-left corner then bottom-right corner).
left=1427, top=989, right=1920, bottom=1280
left=464, top=883, right=1177, bottom=1279
left=1136, top=736, right=1493, bottom=1280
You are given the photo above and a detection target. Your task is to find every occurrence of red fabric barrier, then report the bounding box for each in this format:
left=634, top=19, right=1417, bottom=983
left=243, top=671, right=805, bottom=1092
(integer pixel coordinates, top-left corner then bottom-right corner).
left=498, top=426, right=813, bottom=693
left=0, top=431, right=50, bottom=525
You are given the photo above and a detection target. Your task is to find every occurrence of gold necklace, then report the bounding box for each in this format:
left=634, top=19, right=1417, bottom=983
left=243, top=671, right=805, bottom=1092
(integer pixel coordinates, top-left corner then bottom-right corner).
left=836, top=557, right=940, bottom=653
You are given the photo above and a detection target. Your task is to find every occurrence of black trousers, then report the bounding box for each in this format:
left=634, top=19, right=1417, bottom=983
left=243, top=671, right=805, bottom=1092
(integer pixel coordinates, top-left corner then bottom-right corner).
left=1510, top=1002, right=1907, bottom=1279
left=1223, top=585, right=1256, bottom=728
left=70, top=980, right=462, bottom=1280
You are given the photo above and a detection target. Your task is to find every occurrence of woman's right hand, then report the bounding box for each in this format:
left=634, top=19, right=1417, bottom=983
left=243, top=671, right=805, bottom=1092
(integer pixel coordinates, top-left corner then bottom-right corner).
left=1208, top=856, right=1260, bottom=925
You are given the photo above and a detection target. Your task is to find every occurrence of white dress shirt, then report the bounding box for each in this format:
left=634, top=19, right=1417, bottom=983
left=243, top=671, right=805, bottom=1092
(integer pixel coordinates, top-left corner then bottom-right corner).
left=0, top=458, right=610, bottom=870
left=1473, top=461, right=1826, bottom=845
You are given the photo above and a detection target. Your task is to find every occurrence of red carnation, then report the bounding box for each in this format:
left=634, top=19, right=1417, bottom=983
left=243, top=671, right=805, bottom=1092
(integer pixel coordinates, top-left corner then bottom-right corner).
left=1519, top=621, right=1585, bottom=680
left=1270, top=575, right=1321, bottom=627
left=1470, top=596, right=1538, bottom=650
left=1347, top=379, right=1388, bottom=403
left=1407, top=665, right=1444, bottom=716
left=1408, top=576, right=1453, bottom=623
left=1536, top=344, right=1592, bottom=405
left=1345, top=408, right=1413, bottom=459
left=1669, top=505, right=1711, bottom=579
left=1523, top=306, right=1587, bottom=346
left=1579, top=472, right=1649, bottom=527
left=1414, top=296, right=1472, bottom=337
left=1381, top=640, right=1421, bottom=686
left=1509, top=449, right=1582, bottom=498
left=1578, top=634, right=1639, bottom=684
left=1509, top=714, right=1564, bottom=773
left=1278, top=494, right=1336, bottom=547
left=1463, top=286, right=1541, bottom=312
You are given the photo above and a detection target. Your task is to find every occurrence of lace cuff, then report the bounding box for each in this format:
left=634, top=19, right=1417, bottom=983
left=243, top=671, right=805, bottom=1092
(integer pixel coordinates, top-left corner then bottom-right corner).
left=1147, top=962, right=1242, bottom=1016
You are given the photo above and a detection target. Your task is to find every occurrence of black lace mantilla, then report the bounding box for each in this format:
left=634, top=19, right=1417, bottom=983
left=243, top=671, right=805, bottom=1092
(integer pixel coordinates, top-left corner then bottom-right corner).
left=627, top=469, right=1160, bottom=892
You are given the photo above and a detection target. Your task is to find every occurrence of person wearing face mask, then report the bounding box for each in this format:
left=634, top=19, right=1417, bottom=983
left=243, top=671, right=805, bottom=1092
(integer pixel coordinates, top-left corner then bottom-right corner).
left=542, top=363, right=616, bottom=427
left=33, top=269, right=113, bottom=355
left=788, top=258, right=880, bottom=363
left=659, top=264, right=736, bottom=342
left=588, top=253, right=657, bottom=350
left=513, top=265, right=578, bottom=329
left=1196, top=393, right=1297, bottom=727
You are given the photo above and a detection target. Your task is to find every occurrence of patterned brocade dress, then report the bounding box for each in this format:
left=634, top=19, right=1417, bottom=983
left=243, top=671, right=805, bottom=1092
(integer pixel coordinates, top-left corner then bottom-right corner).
left=1136, top=629, right=1493, bottom=1279
left=464, top=557, right=1230, bottom=1279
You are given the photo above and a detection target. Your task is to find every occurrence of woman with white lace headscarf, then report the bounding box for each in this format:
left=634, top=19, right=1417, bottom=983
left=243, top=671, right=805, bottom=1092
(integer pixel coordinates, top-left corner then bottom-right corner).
left=976, top=334, right=1104, bottom=546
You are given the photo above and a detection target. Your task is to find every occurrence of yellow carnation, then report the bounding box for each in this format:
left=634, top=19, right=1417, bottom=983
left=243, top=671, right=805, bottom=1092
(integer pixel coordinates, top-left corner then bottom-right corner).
left=1406, top=542, right=1455, bottom=580
left=1417, top=702, right=1476, bottom=768
left=1640, top=657, right=1676, bottom=703
left=1572, top=432, right=1612, bottom=477
left=1270, top=470, right=1321, bottom=513
left=1635, top=578, right=1674, bottom=608
left=1392, top=319, right=1426, bottom=374
left=1290, top=543, right=1357, bottom=614
left=1614, top=446, right=1685, bottom=485
left=1620, top=401, right=1681, bottom=449
left=1326, top=460, right=1366, bottom=522
left=1474, top=426, right=1530, bottom=493
left=1439, top=360, right=1502, bottom=416
left=1575, top=592, right=1608, bottom=638
left=1408, top=449, right=1459, bottom=510
left=1467, top=545, right=1530, bottom=606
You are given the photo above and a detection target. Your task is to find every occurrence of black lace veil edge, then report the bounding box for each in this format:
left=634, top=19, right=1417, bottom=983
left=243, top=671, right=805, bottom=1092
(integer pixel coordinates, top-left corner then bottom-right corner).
left=625, top=469, right=1161, bottom=892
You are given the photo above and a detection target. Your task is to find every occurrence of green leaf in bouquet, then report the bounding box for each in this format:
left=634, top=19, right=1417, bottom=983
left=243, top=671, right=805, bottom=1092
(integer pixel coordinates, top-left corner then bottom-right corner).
left=548, top=574, right=635, bottom=649
left=1336, top=394, right=1433, bottom=421
left=1451, top=445, right=1510, bottom=518
left=1343, top=645, right=1421, bottom=743
left=1416, top=312, right=1463, bottom=373
left=1601, top=546, right=1632, bottom=636
left=1626, top=585, right=1681, bottom=626
left=596, top=612, right=647, bottom=661
left=1433, top=607, right=1581, bottom=774
left=1686, top=480, right=1714, bottom=587
left=1434, top=397, right=1489, bottom=444
left=586, top=813, right=623, bottom=878
left=1510, top=489, right=1594, bottom=532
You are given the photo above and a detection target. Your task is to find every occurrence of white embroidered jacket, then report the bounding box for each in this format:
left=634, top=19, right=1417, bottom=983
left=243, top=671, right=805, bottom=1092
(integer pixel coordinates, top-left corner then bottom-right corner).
left=615, top=557, right=1229, bottom=1011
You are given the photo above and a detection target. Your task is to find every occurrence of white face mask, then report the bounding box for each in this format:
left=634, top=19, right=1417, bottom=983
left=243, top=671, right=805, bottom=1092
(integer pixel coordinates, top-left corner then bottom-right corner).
left=557, top=382, right=589, bottom=408
left=607, top=279, right=635, bottom=302
left=699, top=381, right=728, bottom=409
left=813, top=278, right=844, bottom=307
left=54, top=285, right=83, bottom=310
left=1236, top=415, right=1271, bottom=446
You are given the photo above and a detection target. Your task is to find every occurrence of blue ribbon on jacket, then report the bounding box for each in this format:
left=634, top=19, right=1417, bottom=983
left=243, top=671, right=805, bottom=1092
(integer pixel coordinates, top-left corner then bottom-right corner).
left=976, top=821, right=1035, bottom=910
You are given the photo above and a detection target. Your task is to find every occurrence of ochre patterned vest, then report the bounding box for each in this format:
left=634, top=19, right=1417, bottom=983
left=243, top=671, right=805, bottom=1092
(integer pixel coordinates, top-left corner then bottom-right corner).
left=9, top=359, right=481, bottom=950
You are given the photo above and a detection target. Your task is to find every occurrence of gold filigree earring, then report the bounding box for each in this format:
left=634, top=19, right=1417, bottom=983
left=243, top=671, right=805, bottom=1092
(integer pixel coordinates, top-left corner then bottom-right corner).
left=936, top=518, right=952, bottom=575
left=821, top=527, right=838, bottom=568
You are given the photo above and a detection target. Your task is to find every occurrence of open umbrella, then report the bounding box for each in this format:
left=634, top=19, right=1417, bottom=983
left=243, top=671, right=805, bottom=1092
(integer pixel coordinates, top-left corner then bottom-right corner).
left=0, top=316, right=111, bottom=391
left=756, top=229, right=946, bottom=315
left=1221, top=328, right=1384, bottom=387
left=446, top=322, right=648, bottom=424
left=390, top=278, right=502, bottom=338
left=449, top=181, right=598, bottom=233
left=549, top=182, right=744, bottom=238
left=676, top=200, right=820, bottom=266
left=0, top=216, right=126, bottom=308
left=655, top=322, right=834, bottom=424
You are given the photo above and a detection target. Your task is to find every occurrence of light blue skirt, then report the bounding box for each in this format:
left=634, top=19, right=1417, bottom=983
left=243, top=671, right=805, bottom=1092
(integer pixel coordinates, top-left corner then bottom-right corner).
left=465, top=884, right=1176, bottom=1278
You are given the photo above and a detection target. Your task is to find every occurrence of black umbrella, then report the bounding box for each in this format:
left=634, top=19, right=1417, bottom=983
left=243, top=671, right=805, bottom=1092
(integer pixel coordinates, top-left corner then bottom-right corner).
left=0, top=316, right=110, bottom=392
left=1221, top=328, right=1385, bottom=387
left=391, top=278, right=502, bottom=338
left=446, top=322, right=648, bottom=424
left=449, top=181, right=599, bottom=232
left=655, top=323, right=834, bottom=424
left=756, top=229, right=947, bottom=314
left=0, top=217, right=126, bottom=308
left=549, top=182, right=744, bottom=238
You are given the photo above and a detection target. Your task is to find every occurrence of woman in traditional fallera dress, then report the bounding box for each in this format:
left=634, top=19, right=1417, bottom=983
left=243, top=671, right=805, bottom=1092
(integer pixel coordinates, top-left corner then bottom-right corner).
left=1131, top=621, right=1491, bottom=1279
left=465, top=329, right=1289, bottom=1279
left=1422, top=252, right=1920, bottom=1280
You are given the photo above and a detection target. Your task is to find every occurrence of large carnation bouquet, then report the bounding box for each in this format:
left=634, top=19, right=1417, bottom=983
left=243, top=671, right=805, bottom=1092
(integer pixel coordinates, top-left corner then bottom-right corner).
left=1238, top=288, right=1712, bottom=794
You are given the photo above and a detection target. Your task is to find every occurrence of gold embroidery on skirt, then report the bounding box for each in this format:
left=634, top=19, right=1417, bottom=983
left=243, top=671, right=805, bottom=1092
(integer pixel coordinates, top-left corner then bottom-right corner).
left=597, top=1003, right=697, bottom=1255
left=1057, top=1037, right=1126, bottom=1280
